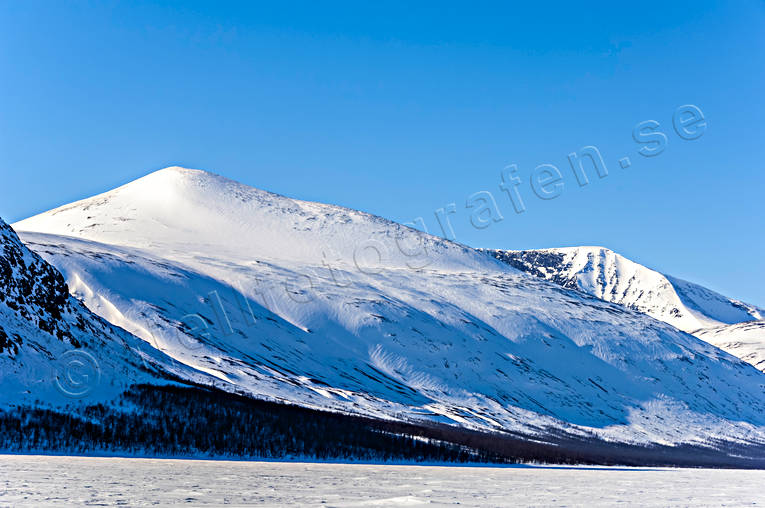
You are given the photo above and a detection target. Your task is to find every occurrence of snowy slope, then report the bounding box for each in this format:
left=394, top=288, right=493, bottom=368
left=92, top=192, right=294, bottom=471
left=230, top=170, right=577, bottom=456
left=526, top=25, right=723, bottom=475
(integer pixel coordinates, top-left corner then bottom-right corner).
left=0, top=217, right=210, bottom=408
left=13, top=167, right=765, bottom=447
left=486, top=247, right=765, bottom=371
left=694, top=320, right=765, bottom=372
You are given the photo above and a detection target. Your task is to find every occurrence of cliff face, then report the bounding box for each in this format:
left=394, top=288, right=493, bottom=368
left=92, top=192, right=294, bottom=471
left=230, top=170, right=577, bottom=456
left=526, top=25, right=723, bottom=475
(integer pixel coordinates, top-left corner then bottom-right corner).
left=0, top=217, right=80, bottom=354
left=0, top=217, right=202, bottom=406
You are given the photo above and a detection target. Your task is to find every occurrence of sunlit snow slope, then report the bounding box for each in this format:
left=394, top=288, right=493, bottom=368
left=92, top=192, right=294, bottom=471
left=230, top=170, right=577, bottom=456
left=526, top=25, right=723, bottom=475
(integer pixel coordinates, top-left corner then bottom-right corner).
left=14, top=167, right=765, bottom=446
left=487, top=247, right=765, bottom=371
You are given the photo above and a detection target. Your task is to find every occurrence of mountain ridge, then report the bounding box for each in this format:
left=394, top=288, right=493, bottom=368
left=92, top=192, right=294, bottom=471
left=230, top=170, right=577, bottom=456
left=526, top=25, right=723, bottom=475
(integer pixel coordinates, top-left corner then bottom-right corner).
left=486, top=246, right=765, bottom=371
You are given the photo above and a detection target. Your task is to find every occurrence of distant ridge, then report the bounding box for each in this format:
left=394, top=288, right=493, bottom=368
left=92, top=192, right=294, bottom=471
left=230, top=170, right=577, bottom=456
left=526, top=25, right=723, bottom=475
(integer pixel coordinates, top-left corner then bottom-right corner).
left=487, top=246, right=765, bottom=371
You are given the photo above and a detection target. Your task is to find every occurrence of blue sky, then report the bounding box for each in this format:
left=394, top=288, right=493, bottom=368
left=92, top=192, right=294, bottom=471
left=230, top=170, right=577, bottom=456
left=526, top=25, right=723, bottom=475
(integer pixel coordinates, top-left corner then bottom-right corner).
left=1, top=1, right=764, bottom=305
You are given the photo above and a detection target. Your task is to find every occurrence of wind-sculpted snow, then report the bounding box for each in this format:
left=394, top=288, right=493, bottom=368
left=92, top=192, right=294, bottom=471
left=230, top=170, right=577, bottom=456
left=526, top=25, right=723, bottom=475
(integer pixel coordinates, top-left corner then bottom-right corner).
left=487, top=247, right=765, bottom=371
left=13, top=167, right=765, bottom=447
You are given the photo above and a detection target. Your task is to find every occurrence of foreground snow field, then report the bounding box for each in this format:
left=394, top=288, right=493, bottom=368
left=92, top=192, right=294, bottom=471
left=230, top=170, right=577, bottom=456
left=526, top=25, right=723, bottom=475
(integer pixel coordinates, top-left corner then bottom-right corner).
left=0, top=455, right=763, bottom=507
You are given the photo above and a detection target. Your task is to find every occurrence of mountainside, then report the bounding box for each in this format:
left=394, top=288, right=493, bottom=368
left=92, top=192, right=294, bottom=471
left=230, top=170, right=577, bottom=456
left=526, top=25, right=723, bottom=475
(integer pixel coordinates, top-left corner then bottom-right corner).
left=0, top=217, right=190, bottom=406
left=694, top=320, right=765, bottom=372
left=13, top=167, right=765, bottom=451
left=486, top=247, right=765, bottom=371
left=4, top=215, right=496, bottom=464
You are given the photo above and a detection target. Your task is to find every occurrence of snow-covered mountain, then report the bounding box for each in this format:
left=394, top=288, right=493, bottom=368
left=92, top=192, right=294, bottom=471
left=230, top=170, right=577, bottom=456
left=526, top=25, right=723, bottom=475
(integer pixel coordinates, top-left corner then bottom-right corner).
left=0, top=216, right=197, bottom=407
left=486, top=247, right=765, bottom=371
left=12, top=167, right=765, bottom=449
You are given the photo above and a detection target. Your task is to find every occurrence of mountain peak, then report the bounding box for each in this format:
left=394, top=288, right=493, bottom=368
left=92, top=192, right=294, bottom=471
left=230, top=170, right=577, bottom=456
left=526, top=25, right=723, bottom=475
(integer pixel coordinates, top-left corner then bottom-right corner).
left=13, top=167, right=495, bottom=271
left=121, top=165, right=229, bottom=192
left=146, top=165, right=224, bottom=182
left=156, top=165, right=201, bottom=173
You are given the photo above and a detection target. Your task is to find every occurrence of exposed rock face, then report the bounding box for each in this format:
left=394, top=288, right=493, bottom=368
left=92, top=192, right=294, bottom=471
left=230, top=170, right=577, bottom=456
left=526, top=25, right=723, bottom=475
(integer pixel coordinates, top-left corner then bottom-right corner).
left=0, top=218, right=79, bottom=353
left=0, top=216, right=204, bottom=406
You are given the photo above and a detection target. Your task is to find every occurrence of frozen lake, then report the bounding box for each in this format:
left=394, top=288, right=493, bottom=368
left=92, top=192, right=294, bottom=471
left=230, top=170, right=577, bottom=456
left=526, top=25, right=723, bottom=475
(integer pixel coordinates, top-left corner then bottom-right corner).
left=1, top=455, right=764, bottom=506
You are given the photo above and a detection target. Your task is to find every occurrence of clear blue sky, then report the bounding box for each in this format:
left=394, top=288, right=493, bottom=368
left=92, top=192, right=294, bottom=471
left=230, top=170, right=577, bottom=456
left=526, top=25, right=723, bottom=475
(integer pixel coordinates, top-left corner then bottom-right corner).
left=1, top=1, right=764, bottom=305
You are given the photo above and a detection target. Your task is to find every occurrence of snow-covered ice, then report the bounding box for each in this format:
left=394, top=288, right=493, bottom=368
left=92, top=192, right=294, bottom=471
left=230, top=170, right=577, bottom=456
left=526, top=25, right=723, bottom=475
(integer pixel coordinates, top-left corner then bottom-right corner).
left=0, top=455, right=763, bottom=507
